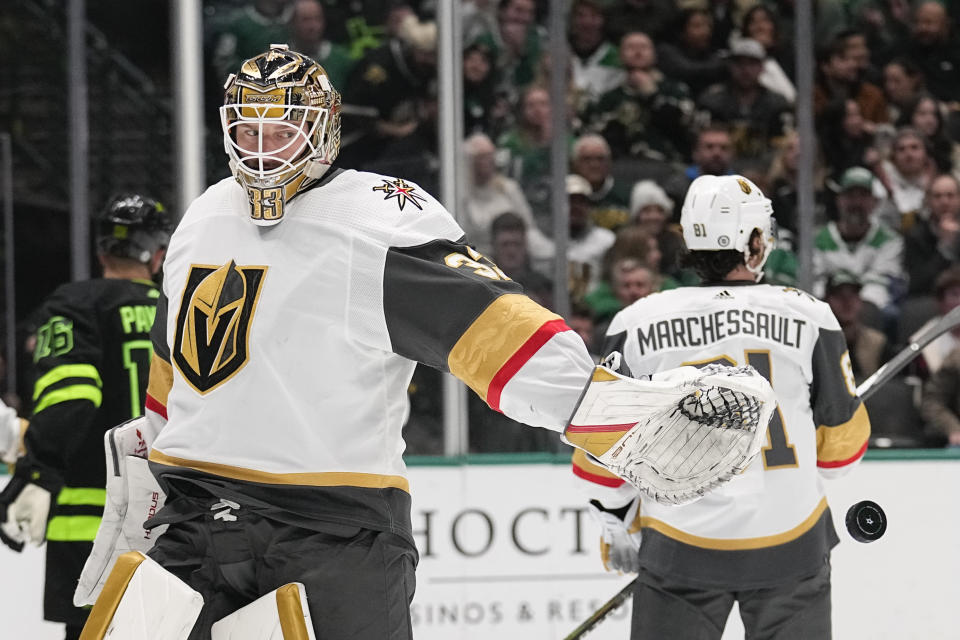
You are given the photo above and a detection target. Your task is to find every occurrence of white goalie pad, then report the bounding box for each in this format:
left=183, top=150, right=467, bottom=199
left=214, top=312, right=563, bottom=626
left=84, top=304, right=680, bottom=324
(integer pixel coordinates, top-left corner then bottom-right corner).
left=212, top=582, right=317, bottom=640
left=78, top=551, right=203, bottom=640
left=75, top=418, right=167, bottom=606
left=564, top=364, right=776, bottom=505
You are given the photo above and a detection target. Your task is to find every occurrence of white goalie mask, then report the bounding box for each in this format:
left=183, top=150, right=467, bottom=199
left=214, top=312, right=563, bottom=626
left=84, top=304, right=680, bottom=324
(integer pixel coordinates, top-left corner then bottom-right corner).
left=221, top=44, right=341, bottom=226
left=680, top=175, right=775, bottom=281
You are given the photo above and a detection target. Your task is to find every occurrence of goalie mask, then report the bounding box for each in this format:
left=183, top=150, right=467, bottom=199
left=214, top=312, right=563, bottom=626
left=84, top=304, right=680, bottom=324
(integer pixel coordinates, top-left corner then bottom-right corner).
left=680, top=174, right=775, bottom=281
left=221, top=44, right=341, bottom=226
left=96, top=193, right=171, bottom=264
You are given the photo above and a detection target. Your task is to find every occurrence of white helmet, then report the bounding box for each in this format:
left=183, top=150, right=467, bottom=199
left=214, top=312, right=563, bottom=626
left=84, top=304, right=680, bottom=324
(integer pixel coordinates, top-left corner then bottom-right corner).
left=680, top=174, right=775, bottom=280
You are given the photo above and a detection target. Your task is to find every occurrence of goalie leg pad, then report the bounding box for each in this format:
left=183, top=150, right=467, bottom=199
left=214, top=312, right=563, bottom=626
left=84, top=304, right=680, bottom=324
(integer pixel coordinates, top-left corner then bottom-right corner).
left=211, top=582, right=317, bottom=640
left=78, top=551, right=203, bottom=640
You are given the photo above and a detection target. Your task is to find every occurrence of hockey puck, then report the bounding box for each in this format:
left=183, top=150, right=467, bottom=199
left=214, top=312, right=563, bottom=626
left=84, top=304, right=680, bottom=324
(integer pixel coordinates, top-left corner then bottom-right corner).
left=845, top=500, right=886, bottom=543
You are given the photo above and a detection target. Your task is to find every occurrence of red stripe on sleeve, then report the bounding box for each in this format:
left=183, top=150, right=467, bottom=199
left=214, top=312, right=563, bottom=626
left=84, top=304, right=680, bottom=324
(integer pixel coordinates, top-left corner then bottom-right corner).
left=486, top=318, right=570, bottom=412
left=145, top=394, right=167, bottom=420
left=573, top=463, right=626, bottom=488
left=817, top=439, right=868, bottom=468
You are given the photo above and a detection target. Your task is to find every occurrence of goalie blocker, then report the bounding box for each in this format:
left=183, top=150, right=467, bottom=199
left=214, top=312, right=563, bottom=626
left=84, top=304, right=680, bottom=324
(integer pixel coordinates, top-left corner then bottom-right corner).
left=563, top=363, right=776, bottom=505
left=79, top=551, right=317, bottom=640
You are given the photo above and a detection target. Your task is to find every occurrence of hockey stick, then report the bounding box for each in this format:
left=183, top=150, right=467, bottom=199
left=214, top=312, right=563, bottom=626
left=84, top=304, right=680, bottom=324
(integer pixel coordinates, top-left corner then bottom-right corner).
left=564, top=304, right=960, bottom=639
left=562, top=579, right=634, bottom=640
left=856, top=303, right=960, bottom=399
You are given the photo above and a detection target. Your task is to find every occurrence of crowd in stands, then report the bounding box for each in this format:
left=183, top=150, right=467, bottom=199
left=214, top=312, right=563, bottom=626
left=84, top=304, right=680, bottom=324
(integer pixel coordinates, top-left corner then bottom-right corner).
left=205, top=0, right=960, bottom=453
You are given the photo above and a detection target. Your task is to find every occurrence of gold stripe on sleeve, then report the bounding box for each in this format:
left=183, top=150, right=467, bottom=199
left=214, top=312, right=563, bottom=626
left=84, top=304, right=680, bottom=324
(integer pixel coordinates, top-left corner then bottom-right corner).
left=816, top=403, right=871, bottom=465
left=146, top=356, right=173, bottom=407
left=447, top=293, right=561, bottom=402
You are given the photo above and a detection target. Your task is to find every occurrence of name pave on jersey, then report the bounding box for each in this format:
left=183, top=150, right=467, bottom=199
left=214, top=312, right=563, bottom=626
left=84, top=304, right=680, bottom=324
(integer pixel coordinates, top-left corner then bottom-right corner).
left=637, top=309, right=807, bottom=356
left=119, top=305, right=157, bottom=335
left=172, top=260, right=268, bottom=394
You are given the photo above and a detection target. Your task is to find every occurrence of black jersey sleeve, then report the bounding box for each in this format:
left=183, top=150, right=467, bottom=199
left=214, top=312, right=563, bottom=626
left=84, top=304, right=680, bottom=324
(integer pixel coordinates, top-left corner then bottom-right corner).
left=810, top=326, right=871, bottom=469
left=22, top=286, right=103, bottom=478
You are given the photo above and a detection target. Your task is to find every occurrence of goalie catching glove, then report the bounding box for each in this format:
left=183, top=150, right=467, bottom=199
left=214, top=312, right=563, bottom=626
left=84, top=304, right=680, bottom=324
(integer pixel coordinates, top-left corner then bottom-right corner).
left=564, top=364, right=776, bottom=505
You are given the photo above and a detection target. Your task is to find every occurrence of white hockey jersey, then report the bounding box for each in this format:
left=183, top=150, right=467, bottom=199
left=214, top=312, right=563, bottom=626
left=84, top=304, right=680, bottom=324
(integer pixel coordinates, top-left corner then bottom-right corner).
left=573, top=282, right=871, bottom=588
left=143, top=169, right=594, bottom=540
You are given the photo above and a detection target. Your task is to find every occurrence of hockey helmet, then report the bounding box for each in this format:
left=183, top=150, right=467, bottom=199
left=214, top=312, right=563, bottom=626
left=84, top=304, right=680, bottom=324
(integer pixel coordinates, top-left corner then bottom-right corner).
left=680, top=175, right=775, bottom=280
left=221, top=44, right=341, bottom=226
left=96, top=193, right=171, bottom=264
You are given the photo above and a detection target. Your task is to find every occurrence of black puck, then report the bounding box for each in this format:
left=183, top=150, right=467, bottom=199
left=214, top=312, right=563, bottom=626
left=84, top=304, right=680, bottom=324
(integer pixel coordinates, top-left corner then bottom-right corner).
left=845, top=500, right=886, bottom=543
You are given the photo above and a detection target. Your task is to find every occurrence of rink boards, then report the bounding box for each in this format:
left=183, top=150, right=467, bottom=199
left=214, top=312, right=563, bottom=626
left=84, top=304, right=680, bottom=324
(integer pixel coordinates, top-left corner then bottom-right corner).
left=3, top=451, right=959, bottom=639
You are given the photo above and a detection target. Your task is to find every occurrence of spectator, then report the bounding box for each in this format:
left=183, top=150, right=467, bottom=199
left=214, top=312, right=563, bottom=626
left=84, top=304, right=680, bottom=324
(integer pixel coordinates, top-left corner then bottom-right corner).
left=875, top=127, right=937, bottom=231
left=289, top=0, right=354, bottom=89
left=489, top=212, right=553, bottom=310
left=628, top=180, right=687, bottom=280
left=897, top=94, right=960, bottom=174
left=463, top=40, right=507, bottom=137
left=497, top=85, right=565, bottom=233
left=814, top=34, right=888, bottom=125
left=568, top=0, right=622, bottom=112
left=583, top=31, right=694, bottom=162
left=905, top=174, right=960, bottom=295
left=657, top=8, right=728, bottom=100
left=568, top=302, right=601, bottom=361
left=605, top=0, right=678, bottom=45
left=697, top=38, right=791, bottom=161
left=584, top=226, right=666, bottom=329
left=463, top=0, right=499, bottom=46
left=587, top=257, right=659, bottom=339
left=767, top=131, right=828, bottom=238
left=339, top=13, right=438, bottom=178
left=687, top=124, right=735, bottom=180
left=817, top=98, right=884, bottom=183
left=567, top=174, right=616, bottom=297
left=476, top=0, right=545, bottom=95
left=882, top=57, right=925, bottom=122
left=841, top=28, right=880, bottom=86
left=318, top=1, right=412, bottom=60
left=571, top=134, right=631, bottom=230
left=824, top=271, right=889, bottom=380
left=912, top=265, right=960, bottom=375
left=610, top=257, right=657, bottom=305
left=462, top=133, right=553, bottom=260
left=210, top=0, right=293, bottom=82
left=735, top=5, right=796, bottom=102
left=897, top=0, right=960, bottom=103
left=920, top=344, right=960, bottom=446
left=813, top=166, right=905, bottom=313
left=846, top=0, right=912, bottom=65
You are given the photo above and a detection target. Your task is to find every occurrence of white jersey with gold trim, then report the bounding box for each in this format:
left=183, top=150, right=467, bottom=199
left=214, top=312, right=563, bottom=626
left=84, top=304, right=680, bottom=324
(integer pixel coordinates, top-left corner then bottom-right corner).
left=144, top=169, right=594, bottom=539
left=573, top=282, right=870, bottom=588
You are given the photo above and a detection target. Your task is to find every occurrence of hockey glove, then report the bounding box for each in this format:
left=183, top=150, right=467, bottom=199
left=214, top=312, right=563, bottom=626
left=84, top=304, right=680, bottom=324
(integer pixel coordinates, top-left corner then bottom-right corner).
left=588, top=498, right=640, bottom=574
left=0, top=465, right=57, bottom=551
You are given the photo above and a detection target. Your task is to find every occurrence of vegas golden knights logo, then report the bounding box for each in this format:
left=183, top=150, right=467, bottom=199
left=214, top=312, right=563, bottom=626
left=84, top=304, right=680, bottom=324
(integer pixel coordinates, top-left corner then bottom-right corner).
left=173, top=261, right=267, bottom=394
